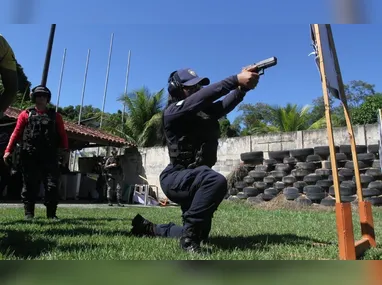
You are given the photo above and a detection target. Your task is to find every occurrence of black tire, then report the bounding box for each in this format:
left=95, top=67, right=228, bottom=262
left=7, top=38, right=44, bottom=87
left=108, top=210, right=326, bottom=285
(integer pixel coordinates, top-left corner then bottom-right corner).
left=368, top=144, right=379, bottom=154
left=284, top=192, right=301, bottom=200
left=263, top=158, right=278, bottom=166
left=293, top=181, right=307, bottom=193
left=368, top=181, right=382, bottom=190
left=314, top=146, right=340, bottom=159
left=274, top=181, right=285, bottom=190
left=275, top=163, right=291, bottom=173
left=328, top=185, right=355, bottom=196
left=263, top=176, right=276, bottom=184
left=254, top=181, right=267, bottom=191
left=365, top=168, right=382, bottom=180
left=320, top=196, right=336, bottom=206
left=338, top=168, right=354, bottom=178
left=341, top=180, right=356, bottom=191
left=255, top=165, right=268, bottom=172
left=345, top=161, right=368, bottom=170
left=243, top=186, right=260, bottom=197
left=236, top=192, right=248, bottom=199
left=292, top=169, right=310, bottom=179
left=283, top=187, right=299, bottom=195
left=282, top=175, right=296, bottom=185
left=269, top=170, right=286, bottom=180
left=303, top=185, right=324, bottom=195
left=243, top=176, right=255, bottom=185
left=365, top=196, right=382, bottom=206
left=248, top=170, right=268, bottom=179
left=316, top=179, right=333, bottom=190
left=357, top=153, right=375, bottom=162
left=372, top=160, right=381, bottom=168
left=283, top=156, right=297, bottom=165
left=268, top=150, right=290, bottom=162
left=322, top=160, right=332, bottom=169
left=306, top=192, right=326, bottom=201
left=328, top=153, right=348, bottom=162
left=240, top=151, right=264, bottom=165
left=340, top=144, right=367, bottom=154
left=340, top=195, right=357, bottom=203
left=306, top=154, right=322, bottom=163
left=295, top=162, right=316, bottom=171
left=296, top=195, right=313, bottom=206
left=240, top=151, right=264, bottom=162
left=352, top=174, right=375, bottom=185
left=290, top=148, right=314, bottom=158
left=264, top=187, right=279, bottom=196
left=315, top=168, right=331, bottom=177
left=328, top=174, right=345, bottom=182
left=235, top=181, right=247, bottom=191
left=303, top=174, right=322, bottom=185
left=262, top=193, right=276, bottom=201
left=362, top=188, right=382, bottom=197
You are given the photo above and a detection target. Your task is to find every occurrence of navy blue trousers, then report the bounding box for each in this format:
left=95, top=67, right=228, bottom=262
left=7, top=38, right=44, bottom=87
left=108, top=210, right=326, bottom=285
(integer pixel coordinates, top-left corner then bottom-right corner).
left=155, top=164, right=227, bottom=240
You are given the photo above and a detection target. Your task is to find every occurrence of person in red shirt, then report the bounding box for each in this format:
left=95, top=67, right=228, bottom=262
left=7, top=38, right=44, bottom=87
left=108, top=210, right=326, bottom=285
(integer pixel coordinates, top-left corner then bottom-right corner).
left=3, top=85, right=69, bottom=220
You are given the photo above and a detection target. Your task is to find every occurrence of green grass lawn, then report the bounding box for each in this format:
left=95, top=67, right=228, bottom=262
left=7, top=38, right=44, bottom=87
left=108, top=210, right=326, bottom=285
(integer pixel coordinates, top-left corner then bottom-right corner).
left=0, top=200, right=382, bottom=261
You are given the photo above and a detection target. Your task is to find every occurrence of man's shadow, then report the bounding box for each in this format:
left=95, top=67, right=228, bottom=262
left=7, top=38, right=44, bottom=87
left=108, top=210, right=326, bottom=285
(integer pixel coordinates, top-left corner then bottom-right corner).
left=0, top=229, right=56, bottom=259
left=207, top=234, right=333, bottom=251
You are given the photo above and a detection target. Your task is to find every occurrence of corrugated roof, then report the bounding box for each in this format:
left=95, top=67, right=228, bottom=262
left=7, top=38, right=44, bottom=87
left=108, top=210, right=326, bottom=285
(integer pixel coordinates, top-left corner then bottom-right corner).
left=4, top=107, right=136, bottom=147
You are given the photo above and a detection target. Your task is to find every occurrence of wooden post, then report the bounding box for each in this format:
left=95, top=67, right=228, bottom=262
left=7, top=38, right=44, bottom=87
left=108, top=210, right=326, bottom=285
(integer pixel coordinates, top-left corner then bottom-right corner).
left=326, top=25, right=376, bottom=250
left=312, top=24, right=356, bottom=260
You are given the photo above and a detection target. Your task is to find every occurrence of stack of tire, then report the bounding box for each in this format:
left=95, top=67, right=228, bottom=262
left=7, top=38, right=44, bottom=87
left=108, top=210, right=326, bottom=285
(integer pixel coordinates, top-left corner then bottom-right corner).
left=227, top=144, right=382, bottom=207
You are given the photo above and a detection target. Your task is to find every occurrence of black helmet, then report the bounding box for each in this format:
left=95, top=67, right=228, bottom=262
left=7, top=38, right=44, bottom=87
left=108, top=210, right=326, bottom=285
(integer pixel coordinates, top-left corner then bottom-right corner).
left=30, top=85, right=52, bottom=103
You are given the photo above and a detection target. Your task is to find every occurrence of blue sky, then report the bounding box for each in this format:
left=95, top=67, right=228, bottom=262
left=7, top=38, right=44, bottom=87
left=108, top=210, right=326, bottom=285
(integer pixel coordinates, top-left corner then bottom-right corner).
left=1, top=3, right=381, bottom=123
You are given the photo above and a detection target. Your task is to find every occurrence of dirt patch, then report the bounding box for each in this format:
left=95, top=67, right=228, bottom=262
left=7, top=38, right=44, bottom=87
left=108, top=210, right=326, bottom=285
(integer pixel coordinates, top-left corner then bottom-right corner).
left=251, top=194, right=336, bottom=213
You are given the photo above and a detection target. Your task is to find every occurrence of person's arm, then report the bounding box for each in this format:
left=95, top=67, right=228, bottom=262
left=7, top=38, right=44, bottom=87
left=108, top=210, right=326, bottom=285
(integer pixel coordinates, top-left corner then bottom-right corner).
left=166, top=75, right=239, bottom=119
left=55, top=113, right=69, bottom=150
left=0, top=35, right=18, bottom=112
left=104, top=157, right=116, bottom=169
left=5, top=111, right=28, bottom=153
left=203, top=87, right=248, bottom=119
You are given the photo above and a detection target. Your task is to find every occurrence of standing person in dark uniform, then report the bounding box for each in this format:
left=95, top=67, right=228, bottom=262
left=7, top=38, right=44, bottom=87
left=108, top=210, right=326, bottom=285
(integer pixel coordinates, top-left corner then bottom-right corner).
left=104, top=148, right=124, bottom=207
left=130, top=66, right=260, bottom=253
left=3, top=85, right=69, bottom=220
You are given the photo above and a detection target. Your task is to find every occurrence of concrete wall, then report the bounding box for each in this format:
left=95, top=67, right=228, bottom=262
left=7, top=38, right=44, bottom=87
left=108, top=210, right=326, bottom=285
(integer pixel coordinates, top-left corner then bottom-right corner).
left=139, top=123, right=379, bottom=199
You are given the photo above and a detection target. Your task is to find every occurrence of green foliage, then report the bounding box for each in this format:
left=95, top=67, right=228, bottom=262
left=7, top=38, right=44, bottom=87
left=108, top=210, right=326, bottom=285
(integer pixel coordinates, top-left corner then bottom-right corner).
left=117, top=87, right=165, bottom=147
left=219, top=116, right=239, bottom=138
left=352, top=94, right=382, bottom=125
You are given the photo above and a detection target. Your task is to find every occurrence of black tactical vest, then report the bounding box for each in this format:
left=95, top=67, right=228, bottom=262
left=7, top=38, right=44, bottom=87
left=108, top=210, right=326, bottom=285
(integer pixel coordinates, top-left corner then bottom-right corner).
left=165, top=111, right=221, bottom=168
left=21, top=107, right=59, bottom=155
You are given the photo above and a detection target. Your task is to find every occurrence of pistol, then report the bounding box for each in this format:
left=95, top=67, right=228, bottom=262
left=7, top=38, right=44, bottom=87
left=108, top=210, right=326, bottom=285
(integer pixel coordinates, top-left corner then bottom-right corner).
left=245, top=56, right=278, bottom=75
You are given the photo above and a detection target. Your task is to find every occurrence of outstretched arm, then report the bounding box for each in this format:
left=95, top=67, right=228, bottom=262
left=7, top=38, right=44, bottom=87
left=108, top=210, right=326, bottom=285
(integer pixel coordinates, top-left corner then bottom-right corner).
left=203, top=87, right=248, bottom=119
left=165, top=75, right=240, bottom=120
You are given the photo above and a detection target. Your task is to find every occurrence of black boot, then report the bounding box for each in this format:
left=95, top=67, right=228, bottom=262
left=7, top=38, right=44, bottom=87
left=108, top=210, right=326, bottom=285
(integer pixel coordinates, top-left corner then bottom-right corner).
left=117, top=199, right=124, bottom=207
left=108, top=199, right=113, bottom=206
left=180, top=226, right=202, bottom=253
left=130, top=214, right=156, bottom=237
left=24, top=203, right=35, bottom=221
left=46, top=204, right=59, bottom=220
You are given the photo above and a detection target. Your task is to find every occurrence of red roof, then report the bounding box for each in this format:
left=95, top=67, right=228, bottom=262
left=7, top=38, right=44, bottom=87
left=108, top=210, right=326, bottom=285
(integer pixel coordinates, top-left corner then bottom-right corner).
left=4, top=107, right=136, bottom=147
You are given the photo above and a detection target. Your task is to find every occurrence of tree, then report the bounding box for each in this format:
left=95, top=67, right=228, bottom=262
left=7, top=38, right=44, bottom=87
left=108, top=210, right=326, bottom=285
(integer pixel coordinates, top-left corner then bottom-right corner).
left=0, top=61, right=32, bottom=109
left=344, top=80, right=376, bottom=108
left=117, top=87, right=165, bottom=147
left=219, top=116, right=239, bottom=138
left=352, top=94, right=382, bottom=125
left=266, top=103, right=312, bottom=132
